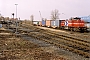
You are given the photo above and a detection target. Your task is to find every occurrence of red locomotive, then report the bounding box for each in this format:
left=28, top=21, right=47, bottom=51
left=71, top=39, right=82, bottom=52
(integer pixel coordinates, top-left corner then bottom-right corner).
left=61, top=17, right=86, bottom=31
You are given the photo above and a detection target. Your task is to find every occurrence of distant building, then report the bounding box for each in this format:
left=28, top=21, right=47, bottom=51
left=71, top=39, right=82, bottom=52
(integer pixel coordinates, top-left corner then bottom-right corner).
left=79, top=16, right=90, bottom=22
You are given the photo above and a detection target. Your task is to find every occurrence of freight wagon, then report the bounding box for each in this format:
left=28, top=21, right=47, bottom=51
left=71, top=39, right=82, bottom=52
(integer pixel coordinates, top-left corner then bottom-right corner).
left=33, top=21, right=39, bottom=26
left=42, top=20, right=46, bottom=26
left=51, top=20, right=65, bottom=28
left=38, top=21, right=42, bottom=26
left=46, top=20, right=52, bottom=27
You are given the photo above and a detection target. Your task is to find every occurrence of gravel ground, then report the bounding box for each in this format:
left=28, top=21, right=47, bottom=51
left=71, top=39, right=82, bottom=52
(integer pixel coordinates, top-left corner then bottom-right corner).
left=1, top=24, right=90, bottom=60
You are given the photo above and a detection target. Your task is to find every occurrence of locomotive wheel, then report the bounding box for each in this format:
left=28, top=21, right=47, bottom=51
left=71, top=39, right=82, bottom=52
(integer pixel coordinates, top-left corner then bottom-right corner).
left=80, top=28, right=84, bottom=32
left=73, top=28, right=76, bottom=32
left=70, top=28, right=73, bottom=31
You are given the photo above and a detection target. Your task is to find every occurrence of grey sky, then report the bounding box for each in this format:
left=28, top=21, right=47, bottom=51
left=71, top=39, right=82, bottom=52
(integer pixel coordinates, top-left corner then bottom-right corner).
left=0, top=0, right=90, bottom=20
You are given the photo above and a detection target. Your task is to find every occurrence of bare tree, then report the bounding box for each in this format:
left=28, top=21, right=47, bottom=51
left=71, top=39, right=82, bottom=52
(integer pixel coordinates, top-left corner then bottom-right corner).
left=51, top=9, right=60, bottom=20
left=30, top=15, right=34, bottom=25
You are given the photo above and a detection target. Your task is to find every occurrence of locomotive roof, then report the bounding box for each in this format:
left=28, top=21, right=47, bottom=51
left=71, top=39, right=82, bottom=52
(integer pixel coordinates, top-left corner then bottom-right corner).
left=73, top=17, right=81, bottom=19
left=70, top=17, right=81, bottom=20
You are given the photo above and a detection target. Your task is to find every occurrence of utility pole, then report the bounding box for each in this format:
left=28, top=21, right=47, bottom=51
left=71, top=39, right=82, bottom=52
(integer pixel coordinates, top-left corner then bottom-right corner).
left=30, top=15, right=34, bottom=25
left=15, top=4, right=18, bottom=34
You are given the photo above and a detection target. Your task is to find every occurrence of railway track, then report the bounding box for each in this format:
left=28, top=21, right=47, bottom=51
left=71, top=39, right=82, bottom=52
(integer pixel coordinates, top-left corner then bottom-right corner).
left=45, top=30, right=90, bottom=43
left=21, top=25, right=90, bottom=46
left=27, top=33, right=90, bottom=58
left=40, top=32, right=90, bottom=51
left=5, top=24, right=90, bottom=58
left=17, top=25, right=90, bottom=58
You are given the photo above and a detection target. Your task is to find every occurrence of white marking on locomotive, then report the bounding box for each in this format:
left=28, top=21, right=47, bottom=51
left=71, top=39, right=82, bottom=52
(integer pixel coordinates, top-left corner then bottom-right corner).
left=65, top=20, right=68, bottom=26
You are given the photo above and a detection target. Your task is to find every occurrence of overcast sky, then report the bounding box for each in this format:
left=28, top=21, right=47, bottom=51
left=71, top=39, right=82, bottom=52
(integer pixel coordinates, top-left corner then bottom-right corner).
left=0, top=0, right=90, bottom=20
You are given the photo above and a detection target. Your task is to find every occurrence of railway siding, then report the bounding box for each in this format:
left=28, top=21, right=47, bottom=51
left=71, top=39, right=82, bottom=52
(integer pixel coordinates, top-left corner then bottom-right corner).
left=27, top=33, right=90, bottom=58
left=4, top=23, right=90, bottom=59
left=19, top=24, right=90, bottom=58
left=42, top=31, right=90, bottom=47
left=37, top=26, right=90, bottom=42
